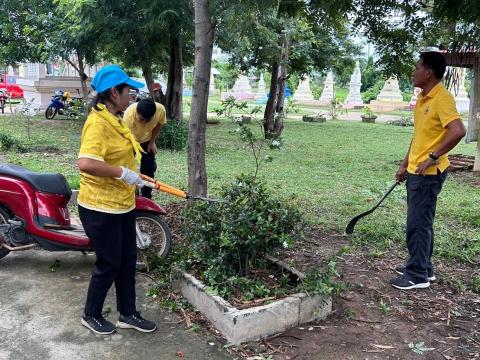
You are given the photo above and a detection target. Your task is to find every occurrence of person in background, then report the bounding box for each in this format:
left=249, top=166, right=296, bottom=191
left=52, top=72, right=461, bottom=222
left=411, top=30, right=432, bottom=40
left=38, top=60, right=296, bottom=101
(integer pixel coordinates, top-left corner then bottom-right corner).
left=123, top=98, right=166, bottom=199
left=392, top=52, right=466, bottom=290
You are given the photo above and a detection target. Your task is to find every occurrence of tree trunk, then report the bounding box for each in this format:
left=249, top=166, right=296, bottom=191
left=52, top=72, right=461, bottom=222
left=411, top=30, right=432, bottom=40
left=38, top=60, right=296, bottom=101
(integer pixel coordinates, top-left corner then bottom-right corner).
left=271, top=35, right=290, bottom=138
left=76, top=53, right=89, bottom=103
left=166, top=35, right=184, bottom=123
left=263, top=61, right=279, bottom=138
left=188, top=0, right=215, bottom=198
left=142, top=64, right=155, bottom=97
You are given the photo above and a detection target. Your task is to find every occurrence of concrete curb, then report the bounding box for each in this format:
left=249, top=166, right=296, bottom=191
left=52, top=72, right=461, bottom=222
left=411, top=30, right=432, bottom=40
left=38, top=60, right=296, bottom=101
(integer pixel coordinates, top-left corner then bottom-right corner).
left=172, top=261, right=332, bottom=345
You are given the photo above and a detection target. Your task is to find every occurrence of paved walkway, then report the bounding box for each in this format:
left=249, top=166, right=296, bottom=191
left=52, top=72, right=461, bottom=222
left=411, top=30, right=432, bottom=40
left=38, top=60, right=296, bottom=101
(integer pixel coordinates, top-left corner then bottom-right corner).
left=0, top=251, right=231, bottom=360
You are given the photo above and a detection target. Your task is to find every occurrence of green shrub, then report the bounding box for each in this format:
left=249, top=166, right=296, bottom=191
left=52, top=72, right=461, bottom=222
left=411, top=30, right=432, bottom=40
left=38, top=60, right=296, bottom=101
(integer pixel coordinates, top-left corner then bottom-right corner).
left=387, top=116, right=414, bottom=127
left=183, top=174, right=303, bottom=297
left=0, top=132, right=28, bottom=152
left=472, top=275, right=480, bottom=294
left=362, top=79, right=385, bottom=104
left=156, top=120, right=188, bottom=151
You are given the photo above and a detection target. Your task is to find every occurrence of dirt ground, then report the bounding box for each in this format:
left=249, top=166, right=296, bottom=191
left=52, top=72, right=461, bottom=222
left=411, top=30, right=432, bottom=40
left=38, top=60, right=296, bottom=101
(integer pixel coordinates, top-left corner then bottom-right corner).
left=162, top=204, right=480, bottom=360
left=254, top=232, right=480, bottom=360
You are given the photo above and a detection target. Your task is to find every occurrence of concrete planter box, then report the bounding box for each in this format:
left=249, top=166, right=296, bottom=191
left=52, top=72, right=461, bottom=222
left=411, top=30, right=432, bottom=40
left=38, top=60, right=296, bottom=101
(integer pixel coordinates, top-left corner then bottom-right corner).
left=302, top=115, right=326, bottom=123
left=171, top=258, right=332, bottom=345
left=361, top=115, right=377, bottom=123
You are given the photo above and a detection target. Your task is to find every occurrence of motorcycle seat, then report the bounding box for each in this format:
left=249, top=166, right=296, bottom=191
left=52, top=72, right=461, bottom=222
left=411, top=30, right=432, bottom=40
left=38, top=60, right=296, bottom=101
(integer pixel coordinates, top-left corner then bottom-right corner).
left=0, top=164, right=72, bottom=196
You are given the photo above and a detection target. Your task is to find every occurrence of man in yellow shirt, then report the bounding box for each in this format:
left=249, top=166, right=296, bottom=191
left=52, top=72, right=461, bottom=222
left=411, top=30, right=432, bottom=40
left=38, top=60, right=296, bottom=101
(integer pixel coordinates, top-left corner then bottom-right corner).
left=124, top=99, right=166, bottom=198
left=392, top=52, right=466, bottom=290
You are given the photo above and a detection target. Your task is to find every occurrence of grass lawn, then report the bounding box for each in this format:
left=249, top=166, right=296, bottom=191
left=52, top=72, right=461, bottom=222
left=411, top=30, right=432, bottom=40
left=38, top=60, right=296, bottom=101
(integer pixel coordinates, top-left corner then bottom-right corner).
left=0, top=112, right=478, bottom=264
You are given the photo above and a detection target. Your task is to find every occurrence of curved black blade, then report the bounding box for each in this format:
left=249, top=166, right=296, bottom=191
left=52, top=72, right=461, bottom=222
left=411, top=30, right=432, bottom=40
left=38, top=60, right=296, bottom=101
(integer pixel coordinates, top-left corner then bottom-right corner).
left=345, top=182, right=400, bottom=235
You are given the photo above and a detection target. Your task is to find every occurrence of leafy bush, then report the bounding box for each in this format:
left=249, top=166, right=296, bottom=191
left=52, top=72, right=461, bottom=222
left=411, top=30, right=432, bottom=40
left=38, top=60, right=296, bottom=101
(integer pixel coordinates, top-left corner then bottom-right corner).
left=183, top=174, right=303, bottom=297
left=387, top=116, right=414, bottom=127
left=472, top=274, right=480, bottom=294
left=362, top=79, right=385, bottom=104
left=0, top=132, right=28, bottom=153
left=156, top=120, right=188, bottom=151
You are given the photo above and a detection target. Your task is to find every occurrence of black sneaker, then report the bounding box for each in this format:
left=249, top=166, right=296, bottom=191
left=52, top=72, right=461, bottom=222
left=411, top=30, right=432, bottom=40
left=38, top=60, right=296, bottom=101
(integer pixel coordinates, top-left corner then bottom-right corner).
left=395, top=266, right=436, bottom=281
left=81, top=314, right=116, bottom=335
left=391, top=275, right=430, bottom=290
left=116, top=312, right=157, bottom=333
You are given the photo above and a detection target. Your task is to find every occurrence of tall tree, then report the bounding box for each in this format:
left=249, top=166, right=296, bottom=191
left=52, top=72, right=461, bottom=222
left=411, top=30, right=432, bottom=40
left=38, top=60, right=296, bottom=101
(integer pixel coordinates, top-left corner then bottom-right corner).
left=217, top=0, right=357, bottom=138
left=187, top=0, right=216, bottom=197
left=0, top=0, right=100, bottom=101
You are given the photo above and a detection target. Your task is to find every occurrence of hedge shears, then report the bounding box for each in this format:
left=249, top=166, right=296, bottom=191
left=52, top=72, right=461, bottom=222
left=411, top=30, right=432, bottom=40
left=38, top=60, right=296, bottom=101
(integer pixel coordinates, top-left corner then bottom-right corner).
left=140, top=175, right=227, bottom=203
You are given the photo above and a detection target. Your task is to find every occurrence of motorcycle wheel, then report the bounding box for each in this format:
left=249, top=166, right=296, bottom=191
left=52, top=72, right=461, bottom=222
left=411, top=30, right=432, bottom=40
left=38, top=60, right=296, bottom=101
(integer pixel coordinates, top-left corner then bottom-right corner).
left=45, top=106, right=57, bottom=120
left=0, top=100, right=5, bottom=114
left=0, top=207, right=11, bottom=260
left=135, top=211, right=172, bottom=271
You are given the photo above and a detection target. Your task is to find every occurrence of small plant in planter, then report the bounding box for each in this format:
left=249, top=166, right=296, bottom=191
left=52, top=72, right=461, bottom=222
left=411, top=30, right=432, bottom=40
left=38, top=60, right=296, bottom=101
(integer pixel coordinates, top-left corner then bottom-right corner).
left=361, top=107, right=377, bottom=123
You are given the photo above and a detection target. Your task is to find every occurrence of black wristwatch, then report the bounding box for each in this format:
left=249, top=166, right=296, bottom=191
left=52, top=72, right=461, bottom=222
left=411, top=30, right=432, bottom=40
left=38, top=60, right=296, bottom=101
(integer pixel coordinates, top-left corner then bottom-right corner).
left=429, top=152, right=439, bottom=161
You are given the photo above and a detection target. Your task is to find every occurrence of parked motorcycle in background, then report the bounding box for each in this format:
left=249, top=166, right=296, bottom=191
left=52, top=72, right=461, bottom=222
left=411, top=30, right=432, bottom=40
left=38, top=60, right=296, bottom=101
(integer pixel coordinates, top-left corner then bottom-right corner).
left=0, top=89, right=9, bottom=114
left=45, top=90, right=86, bottom=119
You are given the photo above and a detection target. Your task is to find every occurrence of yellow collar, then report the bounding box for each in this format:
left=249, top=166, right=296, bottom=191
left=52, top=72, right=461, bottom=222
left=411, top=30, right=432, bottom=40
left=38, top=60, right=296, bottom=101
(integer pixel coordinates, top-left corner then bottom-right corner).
left=92, top=104, right=144, bottom=162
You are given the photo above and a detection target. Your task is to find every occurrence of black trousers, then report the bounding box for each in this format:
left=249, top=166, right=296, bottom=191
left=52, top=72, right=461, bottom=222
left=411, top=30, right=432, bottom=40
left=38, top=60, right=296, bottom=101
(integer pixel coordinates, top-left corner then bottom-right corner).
left=140, top=141, right=157, bottom=199
left=405, top=170, right=447, bottom=282
left=79, top=206, right=137, bottom=317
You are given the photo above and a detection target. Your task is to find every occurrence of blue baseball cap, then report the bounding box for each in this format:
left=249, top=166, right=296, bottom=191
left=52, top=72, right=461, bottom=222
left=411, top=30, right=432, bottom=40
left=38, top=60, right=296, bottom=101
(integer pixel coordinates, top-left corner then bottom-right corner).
left=91, top=65, right=145, bottom=93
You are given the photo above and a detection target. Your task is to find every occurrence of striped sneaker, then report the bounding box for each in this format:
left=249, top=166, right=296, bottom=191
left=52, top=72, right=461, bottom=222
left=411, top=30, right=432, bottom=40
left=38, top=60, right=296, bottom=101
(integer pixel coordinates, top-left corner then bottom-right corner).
left=391, top=275, right=430, bottom=290
left=81, top=314, right=116, bottom=335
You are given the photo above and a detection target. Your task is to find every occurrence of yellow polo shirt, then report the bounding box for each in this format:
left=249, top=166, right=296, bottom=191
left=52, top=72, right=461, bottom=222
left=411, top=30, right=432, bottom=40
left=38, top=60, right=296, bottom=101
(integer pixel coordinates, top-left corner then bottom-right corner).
left=123, top=102, right=166, bottom=143
left=78, top=108, right=137, bottom=214
left=408, top=83, right=461, bottom=175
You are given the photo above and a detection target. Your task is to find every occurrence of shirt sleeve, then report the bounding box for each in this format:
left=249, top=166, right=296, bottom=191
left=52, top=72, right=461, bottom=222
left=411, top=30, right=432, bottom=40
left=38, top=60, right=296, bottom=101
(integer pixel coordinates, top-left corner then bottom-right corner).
left=123, top=103, right=136, bottom=129
left=155, top=103, right=167, bottom=125
left=437, top=93, right=461, bottom=128
left=78, top=121, right=107, bottom=161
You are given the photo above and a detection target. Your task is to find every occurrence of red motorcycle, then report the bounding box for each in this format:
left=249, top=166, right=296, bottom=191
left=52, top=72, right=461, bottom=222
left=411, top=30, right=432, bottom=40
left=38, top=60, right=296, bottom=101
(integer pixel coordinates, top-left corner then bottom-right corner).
left=0, top=164, right=172, bottom=269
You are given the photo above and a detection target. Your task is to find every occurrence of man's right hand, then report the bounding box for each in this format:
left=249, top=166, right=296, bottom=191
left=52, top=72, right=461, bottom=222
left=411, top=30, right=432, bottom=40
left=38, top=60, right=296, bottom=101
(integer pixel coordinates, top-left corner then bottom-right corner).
left=396, top=163, right=408, bottom=183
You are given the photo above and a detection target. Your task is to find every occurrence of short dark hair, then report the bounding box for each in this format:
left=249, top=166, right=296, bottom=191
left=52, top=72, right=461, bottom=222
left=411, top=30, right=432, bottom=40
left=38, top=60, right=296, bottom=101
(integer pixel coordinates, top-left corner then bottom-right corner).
left=419, top=51, right=447, bottom=79
left=137, top=99, right=156, bottom=120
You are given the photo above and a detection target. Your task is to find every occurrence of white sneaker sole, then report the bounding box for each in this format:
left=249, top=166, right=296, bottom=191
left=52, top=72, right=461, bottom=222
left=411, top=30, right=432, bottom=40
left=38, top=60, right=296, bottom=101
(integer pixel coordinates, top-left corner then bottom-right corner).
left=81, top=318, right=116, bottom=335
left=116, top=321, right=157, bottom=333
left=395, top=269, right=436, bottom=282
left=392, top=281, right=430, bottom=290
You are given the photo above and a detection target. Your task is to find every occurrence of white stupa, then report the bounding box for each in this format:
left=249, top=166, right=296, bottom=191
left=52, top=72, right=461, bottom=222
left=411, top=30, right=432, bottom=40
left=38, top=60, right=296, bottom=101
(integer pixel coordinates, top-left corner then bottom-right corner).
left=222, top=74, right=255, bottom=100
left=369, top=77, right=408, bottom=111
left=319, top=71, right=335, bottom=105
left=345, top=61, right=364, bottom=108
left=376, top=77, right=404, bottom=102
left=209, top=72, right=216, bottom=96
left=255, top=73, right=267, bottom=100
left=293, top=76, right=316, bottom=104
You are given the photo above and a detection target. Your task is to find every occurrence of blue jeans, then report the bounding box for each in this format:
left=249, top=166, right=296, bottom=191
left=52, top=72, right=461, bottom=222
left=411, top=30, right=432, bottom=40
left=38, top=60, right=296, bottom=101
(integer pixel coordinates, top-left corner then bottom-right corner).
left=405, top=170, right=447, bottom=282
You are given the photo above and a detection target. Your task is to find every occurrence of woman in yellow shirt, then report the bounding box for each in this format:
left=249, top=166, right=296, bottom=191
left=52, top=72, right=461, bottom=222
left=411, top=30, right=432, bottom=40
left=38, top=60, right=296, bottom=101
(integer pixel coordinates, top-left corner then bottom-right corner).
left=77, top=65, right=156, bottom=335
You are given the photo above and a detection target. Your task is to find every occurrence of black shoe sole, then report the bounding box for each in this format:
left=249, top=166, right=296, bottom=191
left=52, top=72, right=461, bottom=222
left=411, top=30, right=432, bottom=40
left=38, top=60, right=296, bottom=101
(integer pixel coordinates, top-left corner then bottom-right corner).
left=81, top=318, right=116, bottom=335
left=116, top=320, right=157, bottom=333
